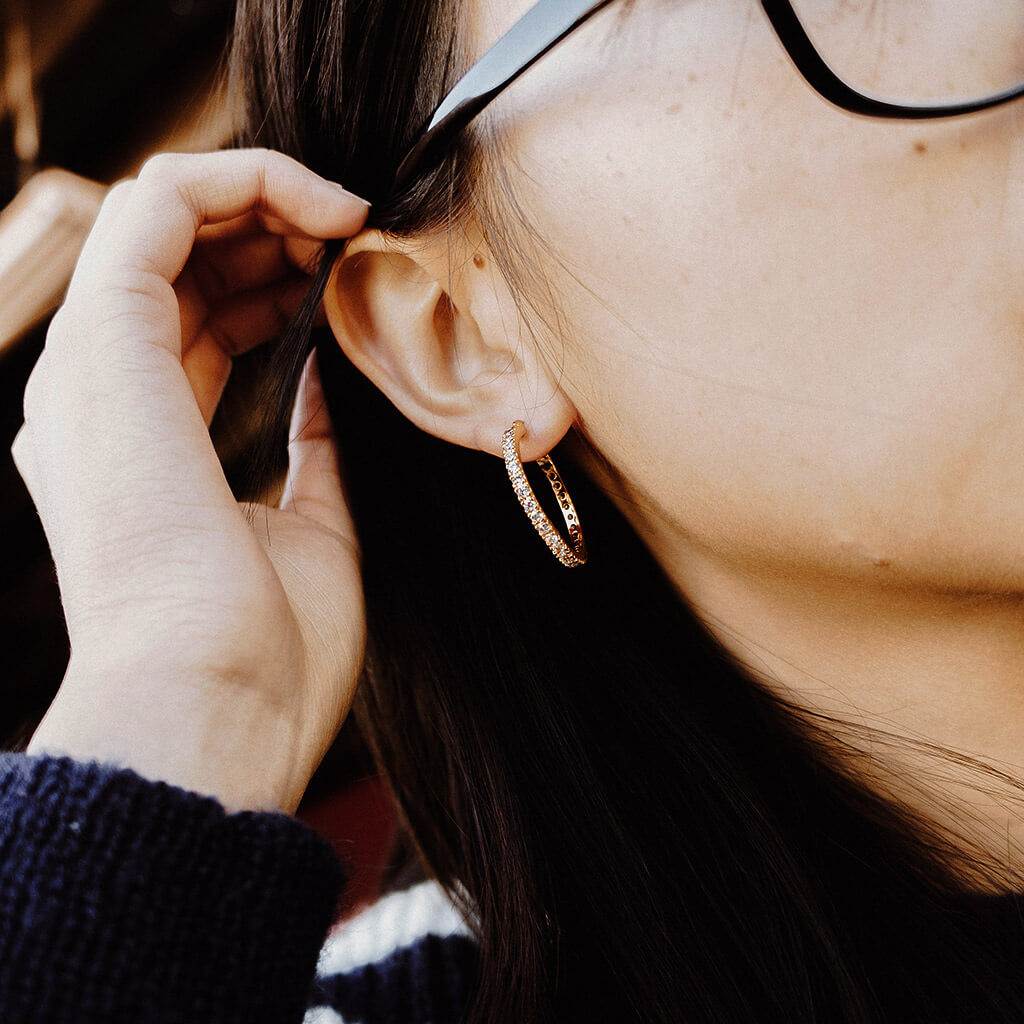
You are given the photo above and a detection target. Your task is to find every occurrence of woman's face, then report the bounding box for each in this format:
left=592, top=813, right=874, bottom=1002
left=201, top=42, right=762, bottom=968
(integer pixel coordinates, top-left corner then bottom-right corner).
left=467, top=0, right=1024, bottom=598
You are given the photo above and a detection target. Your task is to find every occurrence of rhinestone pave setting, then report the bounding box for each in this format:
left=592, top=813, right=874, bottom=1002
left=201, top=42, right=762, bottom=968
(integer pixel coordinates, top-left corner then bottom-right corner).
left=502, top=420, right=587, bottom=568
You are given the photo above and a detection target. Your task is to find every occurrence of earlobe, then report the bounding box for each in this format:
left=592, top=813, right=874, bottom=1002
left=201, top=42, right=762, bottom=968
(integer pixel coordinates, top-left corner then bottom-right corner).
left=321, top=227, right=577, bottom=461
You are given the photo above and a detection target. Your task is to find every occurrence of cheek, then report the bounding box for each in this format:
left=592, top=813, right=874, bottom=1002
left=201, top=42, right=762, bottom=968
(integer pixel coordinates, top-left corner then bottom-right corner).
left=494, top=9, right=1024, bottom=588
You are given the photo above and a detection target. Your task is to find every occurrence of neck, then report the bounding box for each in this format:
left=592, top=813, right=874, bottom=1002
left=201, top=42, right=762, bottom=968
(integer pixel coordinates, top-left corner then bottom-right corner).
left=674, top=537, right=1024, bottom=885
left=570, top=433, right=1024, bottom=887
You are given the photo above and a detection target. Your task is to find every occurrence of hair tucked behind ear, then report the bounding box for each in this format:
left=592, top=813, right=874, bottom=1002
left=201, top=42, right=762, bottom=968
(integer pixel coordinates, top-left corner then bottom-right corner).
left=228, top=2, right=1024, bottom=1022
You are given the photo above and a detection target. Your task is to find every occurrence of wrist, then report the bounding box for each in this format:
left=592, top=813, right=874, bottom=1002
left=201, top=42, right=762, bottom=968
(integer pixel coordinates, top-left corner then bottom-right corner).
left=27, top=670, right=310, bottom=814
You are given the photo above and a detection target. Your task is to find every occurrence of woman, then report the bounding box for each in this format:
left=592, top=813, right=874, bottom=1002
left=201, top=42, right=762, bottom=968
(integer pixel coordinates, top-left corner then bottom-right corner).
left=5, top=0, right=1024, bottom=1020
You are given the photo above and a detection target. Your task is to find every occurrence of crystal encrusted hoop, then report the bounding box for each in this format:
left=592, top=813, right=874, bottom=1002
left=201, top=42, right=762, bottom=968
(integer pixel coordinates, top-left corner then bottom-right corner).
left=502, top=420, right=587, bottom=568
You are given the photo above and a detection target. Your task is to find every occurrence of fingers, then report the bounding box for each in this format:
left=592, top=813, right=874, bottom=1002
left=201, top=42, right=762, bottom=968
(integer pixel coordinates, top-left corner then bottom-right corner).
left=201, top=277, right=311, bottom=355
left=13, top=149, right=370, bottom=665
left=179, top=268, right=312, bottom=358
left=69, top=149, right=369, bottom=296
left=175, top=215, right=326, bottom=380
left=18, top=148, right=367, bottom=583
left=279, top=351, right=358, bottom=546
left=175, top=229, right=322, bottom=366
left=181, top=337, right=233, bottom=429
left=37, top=146, right=365, bottom=470
left=195, top=209, right=322, bottom=244
left=188, top=231, right=324, bottom=305
left=181, top=276, right=312, bottom=426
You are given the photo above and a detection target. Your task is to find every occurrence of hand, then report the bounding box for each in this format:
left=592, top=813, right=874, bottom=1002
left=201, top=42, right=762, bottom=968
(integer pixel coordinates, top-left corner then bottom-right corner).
left=11, top=149, right=371, bottom=814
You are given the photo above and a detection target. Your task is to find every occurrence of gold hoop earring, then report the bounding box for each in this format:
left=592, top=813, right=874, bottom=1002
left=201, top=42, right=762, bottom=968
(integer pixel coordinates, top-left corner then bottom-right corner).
left=502, top=420, right=587, bottom=568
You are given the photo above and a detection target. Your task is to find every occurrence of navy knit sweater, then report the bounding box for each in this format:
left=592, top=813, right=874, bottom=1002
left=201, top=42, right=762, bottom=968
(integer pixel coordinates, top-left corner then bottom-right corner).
left=0, top=753, right=479, bottom=1024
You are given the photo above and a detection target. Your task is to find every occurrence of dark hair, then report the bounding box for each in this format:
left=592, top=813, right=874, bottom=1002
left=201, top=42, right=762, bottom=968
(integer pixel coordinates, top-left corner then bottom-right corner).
left=228, top=2, right=1024, bottom=1021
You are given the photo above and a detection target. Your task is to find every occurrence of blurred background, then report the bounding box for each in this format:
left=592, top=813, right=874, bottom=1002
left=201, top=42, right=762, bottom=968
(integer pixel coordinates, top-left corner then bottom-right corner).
left=0, top=0, right=399, bottom=913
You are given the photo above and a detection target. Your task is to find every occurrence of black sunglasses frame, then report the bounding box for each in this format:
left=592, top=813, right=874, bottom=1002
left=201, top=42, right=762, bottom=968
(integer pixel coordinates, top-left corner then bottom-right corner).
left=391, top=0, right=1024, bottom=195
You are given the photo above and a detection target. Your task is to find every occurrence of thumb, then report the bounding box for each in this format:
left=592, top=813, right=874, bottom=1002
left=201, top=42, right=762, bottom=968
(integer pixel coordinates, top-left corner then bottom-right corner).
left=279, top=350, right=357, bottom=543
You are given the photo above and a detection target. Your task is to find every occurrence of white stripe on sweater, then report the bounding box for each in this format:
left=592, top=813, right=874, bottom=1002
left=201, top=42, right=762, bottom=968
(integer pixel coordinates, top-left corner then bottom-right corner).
left=315, top=879, right=474, bottom=979
left=303, top=1007, right=345, bottom=1024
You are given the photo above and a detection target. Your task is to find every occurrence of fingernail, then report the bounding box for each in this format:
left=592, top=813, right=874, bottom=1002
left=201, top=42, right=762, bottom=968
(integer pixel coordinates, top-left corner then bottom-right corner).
left=327, top=182, right=371, bottom=207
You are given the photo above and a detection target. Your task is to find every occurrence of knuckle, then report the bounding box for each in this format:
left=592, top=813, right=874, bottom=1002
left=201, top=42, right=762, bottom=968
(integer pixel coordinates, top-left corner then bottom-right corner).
left=21, top=355, right=50, bottom=423
left=10, top=425, right=30, bottom=464
left=104, top=179, right=134, bottom=208
left=45, top=304, right=70, bottom=339
left=250, top=155, right=271, bottom=212
left=128, top=155, right=195, bottom=231
left=10, top=432, right=32, bottom=491
left=137, top=152, right=185, bottom=189
left=243, top=147, right=276, bottom=176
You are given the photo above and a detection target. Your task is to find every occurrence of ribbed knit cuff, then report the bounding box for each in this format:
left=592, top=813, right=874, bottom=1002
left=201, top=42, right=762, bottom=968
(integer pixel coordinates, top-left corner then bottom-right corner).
left=0, top=753, right=346, bottom=1024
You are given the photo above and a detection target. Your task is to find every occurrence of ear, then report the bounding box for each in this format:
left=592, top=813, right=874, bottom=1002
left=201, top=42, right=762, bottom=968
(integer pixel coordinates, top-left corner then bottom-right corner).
left=321, top=223, right=576, bottom=461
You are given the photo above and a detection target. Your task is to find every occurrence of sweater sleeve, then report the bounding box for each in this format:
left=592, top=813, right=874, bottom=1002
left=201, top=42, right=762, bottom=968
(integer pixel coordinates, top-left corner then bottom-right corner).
left=0, top=752, right=346, bottom=1024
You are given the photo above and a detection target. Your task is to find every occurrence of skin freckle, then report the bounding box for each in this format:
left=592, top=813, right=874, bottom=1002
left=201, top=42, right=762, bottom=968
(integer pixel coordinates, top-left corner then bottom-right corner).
left=914, top=141, right=928, bottom=155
